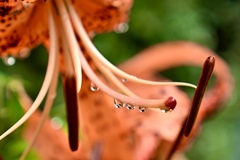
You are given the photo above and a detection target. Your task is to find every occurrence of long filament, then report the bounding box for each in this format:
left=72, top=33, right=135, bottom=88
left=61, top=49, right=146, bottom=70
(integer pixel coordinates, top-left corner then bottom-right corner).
left=0, top=2, right=58, bottom=140
left=55, top=0, right=82, bottom=92
left=79, top=47, right=173, bottom=110
left=19, top=5, right=59, bottom=159
left=65, top=0, right=196, bottom=89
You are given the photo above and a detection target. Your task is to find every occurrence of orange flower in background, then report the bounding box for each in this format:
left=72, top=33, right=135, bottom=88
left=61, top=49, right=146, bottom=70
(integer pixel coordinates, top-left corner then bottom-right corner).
left=0, top=0, right=234, bottom=160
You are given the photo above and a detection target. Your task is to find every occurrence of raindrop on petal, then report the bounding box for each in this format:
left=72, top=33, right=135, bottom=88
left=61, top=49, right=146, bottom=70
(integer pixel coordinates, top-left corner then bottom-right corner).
left=90, top=82, right=99, bottom=91
left=114, top=23, right=129, bottom=34
left=114, top=99, right=123, bottom=108
left=2, top=56, right=16, bottom=66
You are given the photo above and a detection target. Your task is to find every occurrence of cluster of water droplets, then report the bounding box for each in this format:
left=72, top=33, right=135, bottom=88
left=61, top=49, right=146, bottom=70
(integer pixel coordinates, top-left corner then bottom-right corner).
left=114, top=99, right=147, bottom=113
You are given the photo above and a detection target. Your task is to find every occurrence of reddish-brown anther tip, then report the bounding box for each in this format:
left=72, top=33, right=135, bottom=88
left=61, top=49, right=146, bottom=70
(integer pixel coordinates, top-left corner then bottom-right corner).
left=63, top=75, right=79, bottom=151
left=165, top=97, right=177, bottom=110
left=184, top=56, right=215, bottom=137
left=207, top=56, right=215, bottom=63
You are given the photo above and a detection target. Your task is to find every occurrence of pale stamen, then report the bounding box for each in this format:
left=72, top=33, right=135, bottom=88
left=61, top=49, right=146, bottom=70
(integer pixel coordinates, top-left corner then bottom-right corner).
left=60, top=24, right=75, bottom=76
left=0, top=1, right=58, bottom=140
left=65, top=0, right=196, bottom=89
left=55, top=0, right=82, bottom=92
left=94, top=60, right=138, bottom=98
left=20, top=5, right=60, bottom=159
left=79, top=48, right=176, bottom=111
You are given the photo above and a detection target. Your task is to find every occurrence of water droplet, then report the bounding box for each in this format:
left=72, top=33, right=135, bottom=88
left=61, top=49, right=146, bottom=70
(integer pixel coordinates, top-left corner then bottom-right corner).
left=90, top=83, right=99, bottom=91
left=125, top=103, right=135, bottom=110
left=2, top=56, right=16, bottom=66
left=139, top=106, right=147, bottom=113
left=122, top=78, right=127, bottom=83
left=114, top=99, right=123, bottom=108
left=19, top=47, right=30, bottom=59
left=114, top=23, right=129, bottom=34
left=161, top=109, right=172, bottom=113
left=111, top=0, right=124, bottom=7
left=50, top=117, right=63, bottom=129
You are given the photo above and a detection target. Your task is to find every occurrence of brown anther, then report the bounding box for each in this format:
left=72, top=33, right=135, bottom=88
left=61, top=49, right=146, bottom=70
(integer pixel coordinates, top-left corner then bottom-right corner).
left=165, top=96, right=177, bottom=110
left=63, top=75, right=79, bottom=151
left=184, top=56, right=215, bottom=137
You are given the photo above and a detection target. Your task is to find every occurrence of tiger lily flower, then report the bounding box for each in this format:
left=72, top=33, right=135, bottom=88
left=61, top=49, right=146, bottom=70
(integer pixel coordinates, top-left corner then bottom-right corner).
left=0, top=0, right=233, bottom=160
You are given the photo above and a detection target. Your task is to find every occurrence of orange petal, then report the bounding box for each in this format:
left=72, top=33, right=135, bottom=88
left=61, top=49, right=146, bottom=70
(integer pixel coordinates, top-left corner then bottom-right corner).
left=72, top=0, right=133, bottom=34
left=0, top=0, right=48, bottom=56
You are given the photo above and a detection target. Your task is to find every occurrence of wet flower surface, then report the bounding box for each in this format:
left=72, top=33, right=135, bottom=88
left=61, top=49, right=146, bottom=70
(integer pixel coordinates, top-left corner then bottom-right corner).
left=0, top=0, right=234, bottom=160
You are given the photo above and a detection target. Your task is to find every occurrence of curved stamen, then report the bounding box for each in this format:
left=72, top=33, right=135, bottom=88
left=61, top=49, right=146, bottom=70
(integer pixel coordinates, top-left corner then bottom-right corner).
left=65, top=0, right=197, bottom=89
left=94, top=60, right=138, bottom=98
left=79, top=47, right=176, bottom=111
left=19, top=5, right=60, bottom=159
left=55, top=0, right=82, bottom=92
left=0, top=2, right=58, bottom=140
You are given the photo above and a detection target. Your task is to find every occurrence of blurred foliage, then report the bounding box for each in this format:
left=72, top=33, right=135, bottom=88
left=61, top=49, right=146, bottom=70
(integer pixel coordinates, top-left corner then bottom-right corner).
left=0, top=0, right=240, bottom=159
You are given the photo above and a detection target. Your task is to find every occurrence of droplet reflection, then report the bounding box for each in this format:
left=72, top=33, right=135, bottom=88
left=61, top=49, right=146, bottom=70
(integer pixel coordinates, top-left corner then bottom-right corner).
left=125, top=103, right=135, bottom=110
left=122, top=78, right=127, bottom=83
left=90, top=82, right=99, bottom=91
left=139, top=106, right=147, bottom=113
left=114, top=99, right=123, bottom=108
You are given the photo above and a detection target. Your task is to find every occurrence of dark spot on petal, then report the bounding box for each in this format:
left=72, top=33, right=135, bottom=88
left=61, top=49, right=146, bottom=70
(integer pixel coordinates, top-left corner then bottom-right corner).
left=80, top=91, right=88, bottom=99
left=95, top=123, right=110, bottom=133
left=94, top=98, right=103, bottom=106
left=89, top=112, right=104, bottom=123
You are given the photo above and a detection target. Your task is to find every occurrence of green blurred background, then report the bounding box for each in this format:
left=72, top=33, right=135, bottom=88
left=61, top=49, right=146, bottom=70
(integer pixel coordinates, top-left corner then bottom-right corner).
left=0, top=0, right=240, bottom=159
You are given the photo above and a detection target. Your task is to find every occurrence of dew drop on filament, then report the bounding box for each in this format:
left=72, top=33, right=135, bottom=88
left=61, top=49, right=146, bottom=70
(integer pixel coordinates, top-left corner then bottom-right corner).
left=121, top=78, right=127, bottom=83
left=90, top=83, right=99, bottom=91
left=125, top=103, right=135, bottom=110
left=114, top=23, right=129, bottom=34
left=139, top=106, right=147, bottom=113
left=2, top=56, right=16, bottom=66
left=161, top=109, right=172, bottom=113
left=114, top=99, right=123, bottom=108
